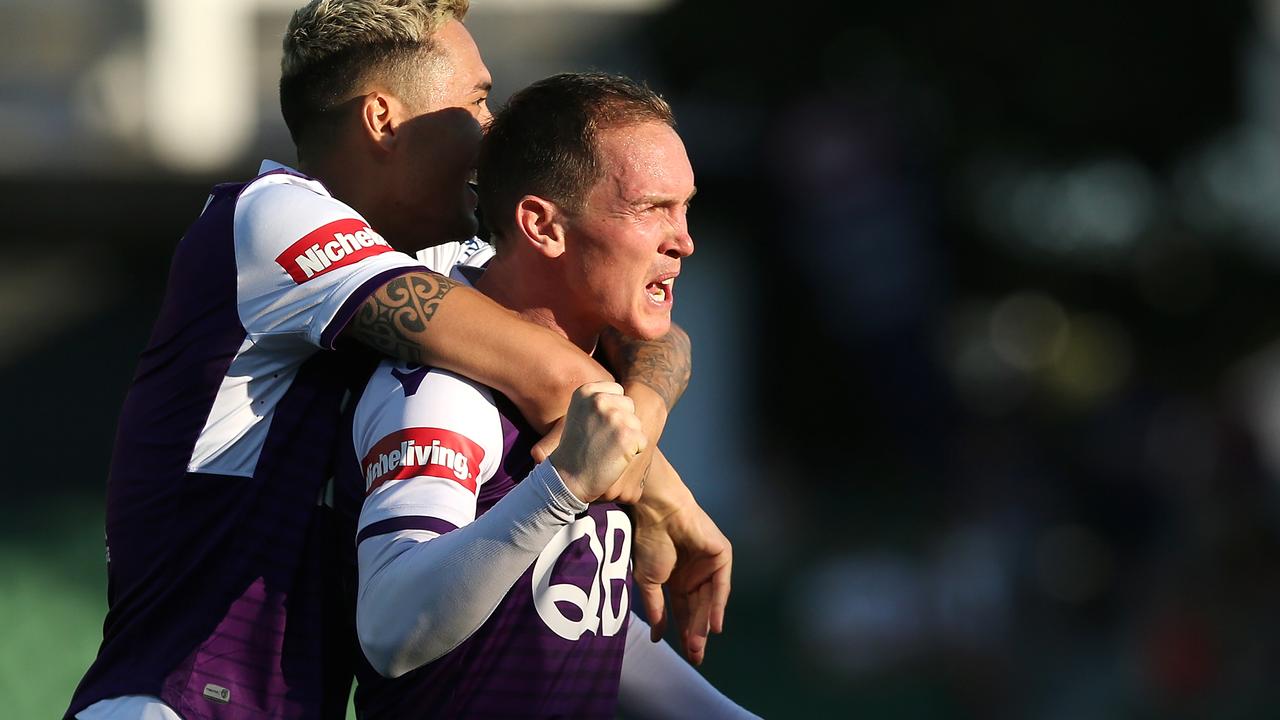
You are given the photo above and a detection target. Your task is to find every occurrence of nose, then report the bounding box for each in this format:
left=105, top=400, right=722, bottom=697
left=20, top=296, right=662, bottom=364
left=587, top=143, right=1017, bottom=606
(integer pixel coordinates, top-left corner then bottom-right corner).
left=663, top=217, right=694, bottom=259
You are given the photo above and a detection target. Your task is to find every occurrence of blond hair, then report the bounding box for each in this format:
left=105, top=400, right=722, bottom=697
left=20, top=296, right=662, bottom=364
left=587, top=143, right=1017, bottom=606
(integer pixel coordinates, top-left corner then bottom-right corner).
left=282, top=0, right=468, bottom=79
left=279, top=0, right=469, bottom=149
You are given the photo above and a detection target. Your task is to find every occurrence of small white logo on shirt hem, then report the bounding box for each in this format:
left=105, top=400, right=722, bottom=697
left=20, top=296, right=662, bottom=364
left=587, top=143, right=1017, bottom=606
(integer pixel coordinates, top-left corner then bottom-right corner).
left=203, top=683, right=231, bottom=704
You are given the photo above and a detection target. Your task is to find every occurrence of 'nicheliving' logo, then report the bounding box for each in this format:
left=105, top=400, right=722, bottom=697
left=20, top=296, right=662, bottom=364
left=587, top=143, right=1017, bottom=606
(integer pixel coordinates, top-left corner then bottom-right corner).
left=363, top=427, right=484, bottom=494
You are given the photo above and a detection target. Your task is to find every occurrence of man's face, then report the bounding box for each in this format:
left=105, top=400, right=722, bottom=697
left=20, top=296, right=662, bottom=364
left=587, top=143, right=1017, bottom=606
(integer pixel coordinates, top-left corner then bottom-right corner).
left=563, top=121, right=696, bottom=341
left=397, top=19, right=492, bottom=246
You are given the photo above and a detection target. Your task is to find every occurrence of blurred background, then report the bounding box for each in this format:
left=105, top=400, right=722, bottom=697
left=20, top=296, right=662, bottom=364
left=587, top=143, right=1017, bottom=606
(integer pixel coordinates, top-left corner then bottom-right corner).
left=3, top=0, right=1280, bottom=717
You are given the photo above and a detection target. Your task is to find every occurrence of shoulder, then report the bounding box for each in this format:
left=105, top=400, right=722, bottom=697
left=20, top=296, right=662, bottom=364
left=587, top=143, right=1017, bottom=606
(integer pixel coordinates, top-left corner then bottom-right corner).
left=234, top=172, right=363, bottom=236
left=353, top=362, right=505, bottom=480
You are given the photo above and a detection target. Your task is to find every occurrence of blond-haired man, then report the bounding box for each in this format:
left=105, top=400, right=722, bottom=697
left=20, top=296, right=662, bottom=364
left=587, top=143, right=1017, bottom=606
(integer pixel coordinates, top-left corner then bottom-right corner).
left=66, top=3, right=727, bottom=719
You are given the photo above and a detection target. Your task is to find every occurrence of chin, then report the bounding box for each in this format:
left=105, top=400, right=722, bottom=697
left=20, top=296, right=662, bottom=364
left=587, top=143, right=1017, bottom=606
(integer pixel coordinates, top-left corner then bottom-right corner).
left=628, top=316, right=672, bottom=342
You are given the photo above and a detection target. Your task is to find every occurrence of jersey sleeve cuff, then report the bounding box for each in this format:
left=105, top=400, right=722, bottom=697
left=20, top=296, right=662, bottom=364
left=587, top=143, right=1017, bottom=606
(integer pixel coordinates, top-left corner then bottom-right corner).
left=530, top=459, right=590, bottom=519
left=317, top=265, right=422, bottom=349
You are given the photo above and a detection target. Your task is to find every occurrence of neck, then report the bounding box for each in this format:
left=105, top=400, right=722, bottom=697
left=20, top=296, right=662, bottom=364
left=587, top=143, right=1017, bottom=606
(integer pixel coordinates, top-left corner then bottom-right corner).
left=477, top=253, right=600, bottom=354
left=299, top=150, right=423, bottom=254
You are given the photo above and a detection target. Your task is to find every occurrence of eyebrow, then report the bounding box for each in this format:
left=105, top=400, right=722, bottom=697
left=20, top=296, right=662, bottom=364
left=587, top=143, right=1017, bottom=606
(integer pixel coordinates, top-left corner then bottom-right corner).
left=475, top=80, right=492, bottom=92
left=631, top=187, right=698, bottom=207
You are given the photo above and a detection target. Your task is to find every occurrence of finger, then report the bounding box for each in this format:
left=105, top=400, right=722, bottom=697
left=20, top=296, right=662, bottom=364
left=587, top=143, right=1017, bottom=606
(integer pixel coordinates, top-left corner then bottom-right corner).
left=684, top=583, right=712, bottom=666
left=708, top=559, right=731, bottom=634
left=637, top=581, right=667, bottom=643
left=530, top=419, right=565, bottom=462
left=578, top=380, right=625, bottom=398
left=669, top=587, right=692, bottom=660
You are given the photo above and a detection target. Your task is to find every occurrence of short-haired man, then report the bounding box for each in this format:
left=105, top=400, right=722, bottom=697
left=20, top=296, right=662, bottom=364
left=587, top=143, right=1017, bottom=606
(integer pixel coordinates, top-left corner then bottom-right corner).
left=343, top=72, right=755, bottom=719
left=66, top=3, right=727, bottom=719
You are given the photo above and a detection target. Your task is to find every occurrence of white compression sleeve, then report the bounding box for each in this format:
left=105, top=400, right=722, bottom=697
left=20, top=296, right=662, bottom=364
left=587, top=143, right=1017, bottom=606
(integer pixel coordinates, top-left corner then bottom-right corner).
left=357, top=459, right=588, bottom=678
left=619, top=614, right=761, bottom=719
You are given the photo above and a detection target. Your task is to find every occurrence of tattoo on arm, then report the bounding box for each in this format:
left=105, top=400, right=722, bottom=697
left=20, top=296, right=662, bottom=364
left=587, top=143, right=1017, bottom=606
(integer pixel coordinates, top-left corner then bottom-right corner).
left=348, top=272, right=456, bottom=364
left=601, top=325, right=692, bottom=410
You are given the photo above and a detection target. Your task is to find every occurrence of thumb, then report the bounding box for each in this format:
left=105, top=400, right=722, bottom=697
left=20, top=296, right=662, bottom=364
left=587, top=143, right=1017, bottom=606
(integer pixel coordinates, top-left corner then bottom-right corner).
left=637, top=581, right=667, bottom=642
left=531, top=418, right=566, bottom=463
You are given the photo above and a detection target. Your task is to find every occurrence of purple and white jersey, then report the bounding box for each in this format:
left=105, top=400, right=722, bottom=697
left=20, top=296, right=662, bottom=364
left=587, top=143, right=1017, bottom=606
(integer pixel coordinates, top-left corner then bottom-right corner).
left=67, top=161, right=429, bottom=720
left=345, top=356, right=633, bottom=719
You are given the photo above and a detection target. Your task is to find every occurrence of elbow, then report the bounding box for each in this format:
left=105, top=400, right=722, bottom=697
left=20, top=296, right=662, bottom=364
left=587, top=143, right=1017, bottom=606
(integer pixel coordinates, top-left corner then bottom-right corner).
left=357, top=614, right=407, bottom=679
left=555, top=351, right=612, bottom=392
left=357, top=601, right=425, bottom=679
left=357, top=597, right=456, bottom=679
left=526, top=352, right=611, bottom=429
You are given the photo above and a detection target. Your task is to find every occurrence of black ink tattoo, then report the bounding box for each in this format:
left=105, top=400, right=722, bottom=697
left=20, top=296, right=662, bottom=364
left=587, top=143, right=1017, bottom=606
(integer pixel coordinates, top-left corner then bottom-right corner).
left=600, top=324, right=692, bottom=411
left=348, top=272, right=456, bottom=364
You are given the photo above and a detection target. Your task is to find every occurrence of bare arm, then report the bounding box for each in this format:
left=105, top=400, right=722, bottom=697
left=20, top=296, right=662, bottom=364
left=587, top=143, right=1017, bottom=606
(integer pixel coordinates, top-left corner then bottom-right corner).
left=342, top=272, right=611, bottom=431
left=598, top=323, right=692, bottom=413
left=525, top=324, right=691, bottom=506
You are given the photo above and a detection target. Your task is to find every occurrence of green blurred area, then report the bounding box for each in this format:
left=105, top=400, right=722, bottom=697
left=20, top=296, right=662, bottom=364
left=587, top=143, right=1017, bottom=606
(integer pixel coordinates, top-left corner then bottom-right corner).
left=0, top=495, right=106, bottom=718
left=0, top=495, right=799, bottom=719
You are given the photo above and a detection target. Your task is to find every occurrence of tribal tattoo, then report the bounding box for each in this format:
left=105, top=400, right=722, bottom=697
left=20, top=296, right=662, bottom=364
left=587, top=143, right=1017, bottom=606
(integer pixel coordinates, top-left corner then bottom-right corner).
left=349, top=272, right=456, bottom=365
left=600, top=324, right=693, bottom=411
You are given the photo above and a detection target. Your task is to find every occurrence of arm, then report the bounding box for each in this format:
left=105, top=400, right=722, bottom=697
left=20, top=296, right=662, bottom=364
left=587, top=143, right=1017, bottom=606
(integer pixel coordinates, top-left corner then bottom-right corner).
left=530, top=323, right=692, bottom=462
left=343, top=272, right=612, bottom=431
left=631, top=451, right=733, bottom=665
left=357, top=382, right=645, bottom=678
left=598, top=323, right=693, bottom=413
left=619, top=614, right=759, bottom=720
left=603, top=325, right=735, bottom=664
left=358, top=460, right=586, bottom=677
left=538, top=323, right=732, bottom=664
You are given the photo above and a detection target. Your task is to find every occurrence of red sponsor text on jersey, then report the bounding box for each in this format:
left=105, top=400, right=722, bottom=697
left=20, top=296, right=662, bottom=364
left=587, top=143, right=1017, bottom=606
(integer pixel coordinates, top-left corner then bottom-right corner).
left=363, top=427, right=484, bottom=494
left=275, top=218, right=394, bottom=283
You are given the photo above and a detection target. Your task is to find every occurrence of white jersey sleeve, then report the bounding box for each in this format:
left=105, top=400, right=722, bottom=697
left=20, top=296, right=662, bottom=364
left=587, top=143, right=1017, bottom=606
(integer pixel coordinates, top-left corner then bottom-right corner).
left=352, top=363, right=505, bottom=536
left=351, top=360, right=588, bottom=678
left=233, top=172, right=424, bottom=349
left=415, top=236, right=495, bottom=274
left=619, top=615, right=762, bottom=719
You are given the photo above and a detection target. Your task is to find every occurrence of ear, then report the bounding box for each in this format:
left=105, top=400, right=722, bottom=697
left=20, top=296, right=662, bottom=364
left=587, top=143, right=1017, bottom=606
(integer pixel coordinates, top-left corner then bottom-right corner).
left=514, top=195, right=568, bottom=258
left=358, top=91, right=402, bottom=153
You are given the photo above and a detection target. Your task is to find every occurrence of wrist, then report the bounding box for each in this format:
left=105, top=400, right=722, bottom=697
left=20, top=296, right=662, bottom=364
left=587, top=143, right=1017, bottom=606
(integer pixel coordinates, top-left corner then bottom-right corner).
left=635, top=458, right=695, bottom=524
left=623, top=382, right=669, bottom=442
left=543, top=455, right=594, bottom=508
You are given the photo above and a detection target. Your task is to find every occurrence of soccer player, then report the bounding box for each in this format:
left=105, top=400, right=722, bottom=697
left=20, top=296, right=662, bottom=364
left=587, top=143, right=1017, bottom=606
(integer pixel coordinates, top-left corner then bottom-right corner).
left=344, top=73, right=756, bottom=719
left=66, top=2, right=728, bottom=719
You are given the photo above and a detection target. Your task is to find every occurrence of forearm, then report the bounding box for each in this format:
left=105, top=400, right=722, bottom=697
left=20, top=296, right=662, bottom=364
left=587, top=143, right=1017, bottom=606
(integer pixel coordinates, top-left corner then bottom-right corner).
left=619, top=614, right=759, bottom=719
left=343, top=272, right=611, bottom=430
left=357, top=460, right=587, bottom=678
left=600, top=324, right=690, bottom=494
left=599, top=324, right=692, bottom=413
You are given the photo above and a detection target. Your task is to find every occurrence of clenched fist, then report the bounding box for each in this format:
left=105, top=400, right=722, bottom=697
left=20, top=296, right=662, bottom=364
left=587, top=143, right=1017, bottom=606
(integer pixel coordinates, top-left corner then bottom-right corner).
left=549, top=382, right=647, bottom=504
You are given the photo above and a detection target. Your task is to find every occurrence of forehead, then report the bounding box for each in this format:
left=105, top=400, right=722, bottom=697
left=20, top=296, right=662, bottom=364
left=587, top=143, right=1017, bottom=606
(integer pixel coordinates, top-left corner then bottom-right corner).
left=592, top=122, right=694, bottom=201
left=420, top=21, right=490, bottom=96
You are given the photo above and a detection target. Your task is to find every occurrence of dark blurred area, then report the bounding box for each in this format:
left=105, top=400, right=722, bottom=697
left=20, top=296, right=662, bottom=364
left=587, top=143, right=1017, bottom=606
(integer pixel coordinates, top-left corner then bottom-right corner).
left=5, top=0, right=1280, bottom=717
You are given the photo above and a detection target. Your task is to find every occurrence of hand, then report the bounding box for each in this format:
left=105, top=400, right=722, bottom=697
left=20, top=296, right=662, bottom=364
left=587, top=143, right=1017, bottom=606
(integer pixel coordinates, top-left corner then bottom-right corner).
left=548, top=382, right=647, bottom=503
left=632, top=457, right=732, bottom=666
left=531, top=417, right=565, bottom=463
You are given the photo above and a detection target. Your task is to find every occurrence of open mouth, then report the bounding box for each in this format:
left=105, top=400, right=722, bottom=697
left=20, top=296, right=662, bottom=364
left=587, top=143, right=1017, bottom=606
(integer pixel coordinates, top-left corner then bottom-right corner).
left=645, top=275, right=676, bottom=304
